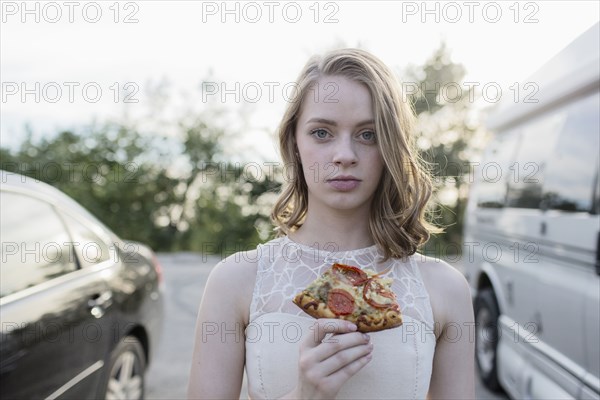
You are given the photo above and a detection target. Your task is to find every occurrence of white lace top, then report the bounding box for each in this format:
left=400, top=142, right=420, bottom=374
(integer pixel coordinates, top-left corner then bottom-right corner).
left=245, top=236, right=436, bottom=399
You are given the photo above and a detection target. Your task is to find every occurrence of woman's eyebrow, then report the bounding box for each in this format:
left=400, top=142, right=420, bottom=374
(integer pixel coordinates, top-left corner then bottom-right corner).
left=305, top=117, right=337, bottom=126
left=356, top=119, right=375, bottom=127
left=305, top=118, right=375, bottom=127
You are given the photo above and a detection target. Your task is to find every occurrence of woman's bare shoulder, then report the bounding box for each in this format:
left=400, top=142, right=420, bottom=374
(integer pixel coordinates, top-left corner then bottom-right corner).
left=413, top=254, right=469, bottom=295
left=203, top=249, right=260, bottom=323
left=412, top=253, right=473, bottom=334
left=208, top=249, right=259, bottom=289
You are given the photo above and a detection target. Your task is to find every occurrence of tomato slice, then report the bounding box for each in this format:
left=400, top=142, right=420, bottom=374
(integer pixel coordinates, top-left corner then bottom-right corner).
left=363, top=279, right=396, bottom=308
left=332, top=263, right=368, bottom=286
left=327, top=288, right=355, bottom=315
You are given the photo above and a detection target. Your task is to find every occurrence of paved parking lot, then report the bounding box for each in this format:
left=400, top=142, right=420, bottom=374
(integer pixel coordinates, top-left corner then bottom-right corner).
left=146, top=253, right=508, bottom=399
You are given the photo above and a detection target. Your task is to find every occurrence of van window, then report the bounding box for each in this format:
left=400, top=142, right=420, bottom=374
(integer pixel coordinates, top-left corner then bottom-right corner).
left=541, top=92, right=600, bottom=213
left=0, top=192, right=77, bottom=298
left=506, top=110, right=566, bottom=209
left=476, top=129, right=520, bottom=208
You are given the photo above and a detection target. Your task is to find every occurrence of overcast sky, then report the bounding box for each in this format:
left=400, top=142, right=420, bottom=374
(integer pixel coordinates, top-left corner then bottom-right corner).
left=1, top=1, right=598, bottom=159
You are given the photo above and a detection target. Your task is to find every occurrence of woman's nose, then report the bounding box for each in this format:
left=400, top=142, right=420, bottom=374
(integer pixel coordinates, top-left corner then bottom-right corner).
left=332, top=136, right=358, bottom=166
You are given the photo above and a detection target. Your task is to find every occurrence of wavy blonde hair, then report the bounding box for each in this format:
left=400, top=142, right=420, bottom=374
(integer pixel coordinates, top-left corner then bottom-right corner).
left=270, top=48, right=440, bottom=260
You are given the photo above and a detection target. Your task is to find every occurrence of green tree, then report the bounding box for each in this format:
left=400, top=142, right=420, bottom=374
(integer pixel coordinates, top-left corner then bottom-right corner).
left=0, top=114, right=278, bottom=254
left=404, top=42, right=488, bottom=257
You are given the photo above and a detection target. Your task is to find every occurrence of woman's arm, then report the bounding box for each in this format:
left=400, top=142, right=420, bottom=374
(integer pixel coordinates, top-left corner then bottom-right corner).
left=187, top=252, right=257, bottom=399
left=419, top=257, right=476, bottom=399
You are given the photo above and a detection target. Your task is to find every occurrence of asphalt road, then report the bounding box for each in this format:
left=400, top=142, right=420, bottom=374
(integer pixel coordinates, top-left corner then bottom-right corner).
left=146, top=253, right=509, bottom=400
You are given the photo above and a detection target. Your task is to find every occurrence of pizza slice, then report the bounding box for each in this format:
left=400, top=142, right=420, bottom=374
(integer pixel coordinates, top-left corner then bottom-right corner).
left=293, top=263, right=403, bottom=332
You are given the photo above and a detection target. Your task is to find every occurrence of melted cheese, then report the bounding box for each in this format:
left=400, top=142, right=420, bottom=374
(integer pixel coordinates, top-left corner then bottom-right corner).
left=305, top=267, right=396, bottom=319
left=366, top=290, right=393, bottom=305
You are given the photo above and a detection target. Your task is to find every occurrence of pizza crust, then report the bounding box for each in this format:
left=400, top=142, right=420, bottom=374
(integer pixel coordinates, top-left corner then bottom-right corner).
left=294, top=292, right=336, bottom=319
left=356, top=309, right=403, bottom=332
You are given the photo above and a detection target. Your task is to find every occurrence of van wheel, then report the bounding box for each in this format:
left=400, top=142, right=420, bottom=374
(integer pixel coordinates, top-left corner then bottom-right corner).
left=475, top=288, right=502, bottom=392
left=104, top=336, right=146, bottom=400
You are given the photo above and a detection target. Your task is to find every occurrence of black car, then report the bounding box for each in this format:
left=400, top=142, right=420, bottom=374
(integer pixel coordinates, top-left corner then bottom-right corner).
left=0, top=170, right=164, bottom=399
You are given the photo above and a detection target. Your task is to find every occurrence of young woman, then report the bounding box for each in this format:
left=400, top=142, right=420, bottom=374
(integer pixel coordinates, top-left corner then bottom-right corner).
left=188, top=48, right=475, bottom=399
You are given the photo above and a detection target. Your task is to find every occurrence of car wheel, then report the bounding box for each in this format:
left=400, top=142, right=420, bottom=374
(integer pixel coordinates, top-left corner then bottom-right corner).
left=105, top=336, right=146, bottom=400
left=474, top=288, right=502, bottom=392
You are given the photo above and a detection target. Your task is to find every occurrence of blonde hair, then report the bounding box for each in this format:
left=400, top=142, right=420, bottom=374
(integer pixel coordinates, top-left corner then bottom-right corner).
left=270, top=48, right=440, bottom=260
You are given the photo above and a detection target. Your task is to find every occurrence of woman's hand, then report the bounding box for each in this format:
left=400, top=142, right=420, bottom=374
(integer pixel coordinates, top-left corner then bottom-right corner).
left=284, top=319, right=373, bottom=399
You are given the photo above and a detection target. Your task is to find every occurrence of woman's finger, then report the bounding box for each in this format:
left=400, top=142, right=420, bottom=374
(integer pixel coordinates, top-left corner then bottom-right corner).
left=302, top=319, right=358, bottom=349
left=325, top=350, right=373, bottom=386
left=318, top=341, right=374, bottom=377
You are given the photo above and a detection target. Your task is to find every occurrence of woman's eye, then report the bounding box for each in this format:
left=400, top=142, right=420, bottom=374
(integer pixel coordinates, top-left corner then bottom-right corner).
left=360, top=130, right=376, bottom=142
left=311, top=129, right=329, bottom=139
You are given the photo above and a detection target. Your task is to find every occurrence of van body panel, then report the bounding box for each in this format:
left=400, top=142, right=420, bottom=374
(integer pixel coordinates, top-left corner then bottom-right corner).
left=464, top=22, right=599, bottom=399
left=583, top=281, right=600, bottom=394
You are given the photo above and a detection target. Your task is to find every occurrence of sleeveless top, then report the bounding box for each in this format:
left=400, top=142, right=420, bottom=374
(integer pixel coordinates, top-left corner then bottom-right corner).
left=245, top=236, right=436, bottom=399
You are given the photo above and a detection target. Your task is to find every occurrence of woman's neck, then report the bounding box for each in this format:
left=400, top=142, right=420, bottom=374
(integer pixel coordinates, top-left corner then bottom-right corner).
left=289, top=205, right=374, bottom=251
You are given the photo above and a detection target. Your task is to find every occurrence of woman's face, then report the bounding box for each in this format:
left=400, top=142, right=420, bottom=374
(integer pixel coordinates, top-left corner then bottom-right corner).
left=295, top=75, right=385, bottom=214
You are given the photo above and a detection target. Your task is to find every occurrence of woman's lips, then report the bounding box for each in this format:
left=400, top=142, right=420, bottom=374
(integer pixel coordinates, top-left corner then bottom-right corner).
left=327, top=177, right=361, bottom=191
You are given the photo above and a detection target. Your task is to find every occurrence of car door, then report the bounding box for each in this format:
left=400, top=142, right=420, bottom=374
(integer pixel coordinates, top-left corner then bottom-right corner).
left=0, top=191, right=115, bottom=399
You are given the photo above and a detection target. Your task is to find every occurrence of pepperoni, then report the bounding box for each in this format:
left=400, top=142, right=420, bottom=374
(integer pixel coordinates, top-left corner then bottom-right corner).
left=327, top=288, right=355, bottom=315
left=332, top=263, right=368, bottom=286
left=363, top=279, right=395, bottom=308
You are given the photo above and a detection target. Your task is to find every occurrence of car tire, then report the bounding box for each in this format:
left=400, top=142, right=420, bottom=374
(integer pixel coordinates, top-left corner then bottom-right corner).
left=104, top=336, right=146, bottom=400
left=474, top=288, right=502, bottom=392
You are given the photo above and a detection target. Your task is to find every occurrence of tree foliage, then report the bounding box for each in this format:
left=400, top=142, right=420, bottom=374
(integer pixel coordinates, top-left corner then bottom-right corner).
left=1, top=117, right=278, bottom=255
left=405, top=42, right=487, bottom=256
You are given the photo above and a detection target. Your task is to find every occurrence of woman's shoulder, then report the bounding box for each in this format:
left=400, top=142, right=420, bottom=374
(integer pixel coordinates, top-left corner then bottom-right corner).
left=412, top=253, right=473, bottom=337
left=208, top=236, right=287, bottom=283
left=203, top=249, right=260, bottom=323
left=208, top=249, right=260, bottom=286
left=412, top=253, right=469, bottom=296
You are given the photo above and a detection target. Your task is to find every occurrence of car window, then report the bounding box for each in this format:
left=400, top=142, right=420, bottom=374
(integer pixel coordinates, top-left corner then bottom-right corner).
left=60, top=212, right=111, bottom=268
left=505, top=108, right=566, bottom=209
left=476, top=129, right=520, bottom=208
left=541, top=92, right=600, bottom=213
left=0, top=192, right=77, bottom=298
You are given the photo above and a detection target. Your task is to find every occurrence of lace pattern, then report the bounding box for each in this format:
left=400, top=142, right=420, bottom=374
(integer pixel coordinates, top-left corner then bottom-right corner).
left=249, top=236, right=434, bottom=330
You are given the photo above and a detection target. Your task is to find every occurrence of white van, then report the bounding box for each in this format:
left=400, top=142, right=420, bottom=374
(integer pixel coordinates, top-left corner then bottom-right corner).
left=463, top=23, right=599, bottom=399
